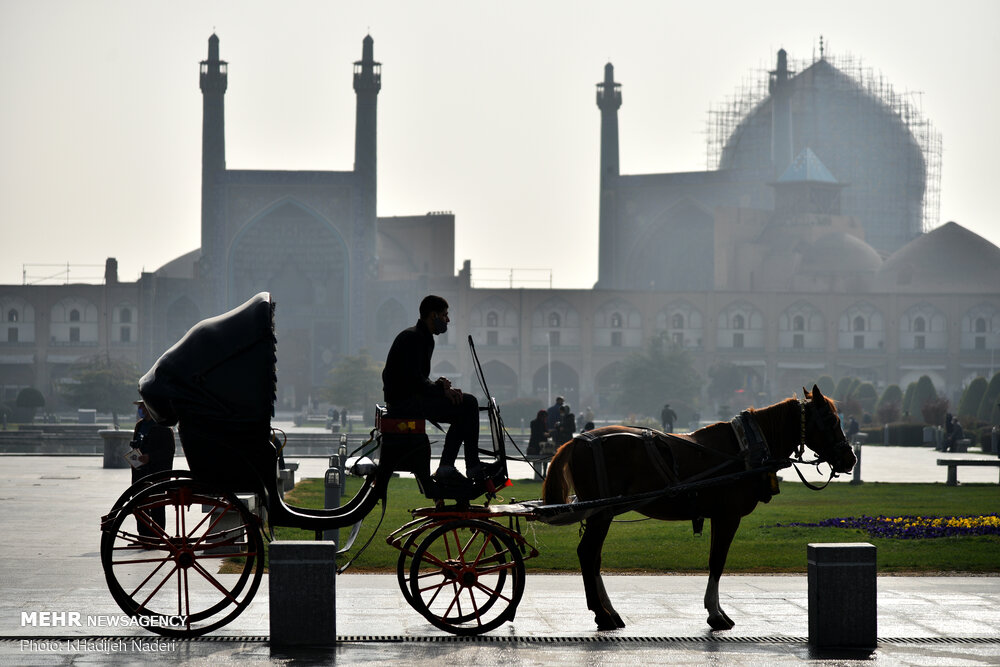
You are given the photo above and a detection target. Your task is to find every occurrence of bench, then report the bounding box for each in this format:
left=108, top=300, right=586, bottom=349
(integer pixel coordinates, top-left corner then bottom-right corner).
left=937, top=458, right=1000, bottom=486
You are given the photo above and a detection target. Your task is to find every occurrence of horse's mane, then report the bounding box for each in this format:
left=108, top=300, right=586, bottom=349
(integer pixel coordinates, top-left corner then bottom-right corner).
left=745, top=396, right=802, bottom=457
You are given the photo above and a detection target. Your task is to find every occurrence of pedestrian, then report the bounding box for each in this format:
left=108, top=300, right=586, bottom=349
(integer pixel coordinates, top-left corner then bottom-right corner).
left=527, top=409, right=549, bottom=480
left=128, top=400, right=176, bottom=539
left=547, top=396, right=565, bottom=431
left=661, top=403, right=677, bottom=432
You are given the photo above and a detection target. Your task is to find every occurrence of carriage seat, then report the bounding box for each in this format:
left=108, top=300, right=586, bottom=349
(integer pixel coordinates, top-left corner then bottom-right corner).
left=375, top=405, right=433, bottom=485
left=374, top=405, right=493, bottom=503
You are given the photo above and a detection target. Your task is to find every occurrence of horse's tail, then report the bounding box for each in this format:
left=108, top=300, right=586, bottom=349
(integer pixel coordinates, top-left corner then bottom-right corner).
left=542, top=440, right=575, bottom=504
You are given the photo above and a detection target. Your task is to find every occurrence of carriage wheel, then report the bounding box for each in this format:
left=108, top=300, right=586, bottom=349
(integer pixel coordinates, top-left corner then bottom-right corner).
left=395, top=530, right=421, bottom=607
left=107, top=469, right=194, bottom=515
left=100, top=478, right=264, bottom=637
left=407, top=519, right=525, bottom=635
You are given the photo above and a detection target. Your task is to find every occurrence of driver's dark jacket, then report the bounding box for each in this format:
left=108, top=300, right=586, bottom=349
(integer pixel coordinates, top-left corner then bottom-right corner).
left=382, top=319, right=441, bottom=404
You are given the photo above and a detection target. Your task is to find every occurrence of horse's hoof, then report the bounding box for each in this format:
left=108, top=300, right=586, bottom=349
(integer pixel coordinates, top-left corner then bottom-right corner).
left=595, top=613, right=625, bottom=630
left=707, top=612, right=735, bottom=631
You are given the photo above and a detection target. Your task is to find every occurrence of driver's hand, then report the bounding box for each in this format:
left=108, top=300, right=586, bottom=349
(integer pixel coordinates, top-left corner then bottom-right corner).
left=444, top=386, right=462, bottom=405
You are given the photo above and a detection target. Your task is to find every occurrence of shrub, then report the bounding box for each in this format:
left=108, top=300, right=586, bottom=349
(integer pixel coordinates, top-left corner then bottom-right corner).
left=876, top=401, right=901, bottom=425
left=976, top=373, right=1000, bottom=423
left=877, top=384, right=903, bottom=414
left=921, top=396, right=949, bottom=427
left=958, top=377, right=988, bottom=422
left=910, top=375, right=939, bottom=423
left=851, top=382, right=878, bottom=415
left=833, top=377, right=854, bottom=402
left=883, top=422, right=927, bottom=446
left=15, top=387, right=45, bottom=408
left=816, top=375, right=836, bottom=397
left=902, top=382, right=916, bottom=417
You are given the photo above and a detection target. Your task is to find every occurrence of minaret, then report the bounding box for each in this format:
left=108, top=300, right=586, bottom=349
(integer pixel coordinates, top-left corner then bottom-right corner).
left=351, top=35, right=381, bottom=352
left=595, top=63, right=621, bottom=289
left=199, top=34, right=227, bottom=308
left=769, top=49, right=793, bottom=180
left=353, top=35, right=380, bottom=246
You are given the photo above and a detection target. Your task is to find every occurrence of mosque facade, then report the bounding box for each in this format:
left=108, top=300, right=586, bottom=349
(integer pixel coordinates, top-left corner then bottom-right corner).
left=2, top=36, right=998, bottom=417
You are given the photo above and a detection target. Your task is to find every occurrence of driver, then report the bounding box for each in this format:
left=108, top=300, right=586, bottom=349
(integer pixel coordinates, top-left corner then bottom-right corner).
left=382, top=295, right=487, bottom=483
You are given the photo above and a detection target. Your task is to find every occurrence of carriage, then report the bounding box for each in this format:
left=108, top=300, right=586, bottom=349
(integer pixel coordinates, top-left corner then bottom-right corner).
left=99, top=292, right=855, bottom=638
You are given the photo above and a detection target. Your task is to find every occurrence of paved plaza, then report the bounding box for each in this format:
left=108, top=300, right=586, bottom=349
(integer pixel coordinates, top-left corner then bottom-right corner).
left=1, top=446, right=998, bottom=665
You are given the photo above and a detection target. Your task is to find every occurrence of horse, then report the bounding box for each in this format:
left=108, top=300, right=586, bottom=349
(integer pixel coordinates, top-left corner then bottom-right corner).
left=541, top=385, right=856, bottom=631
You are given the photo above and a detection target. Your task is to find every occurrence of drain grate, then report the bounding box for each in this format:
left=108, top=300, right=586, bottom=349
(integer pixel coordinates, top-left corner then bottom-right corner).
left=3, top=635, right=999, bottom=645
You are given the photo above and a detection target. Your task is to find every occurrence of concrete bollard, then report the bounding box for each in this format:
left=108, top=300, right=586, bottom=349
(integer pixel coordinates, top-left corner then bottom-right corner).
left=807, top=542, right=877, bottom=649
left=100, top=430, right=133, bottom=469
left=851, top=443, right=862, bottom=485
left=269, top=541, right=337, bottom=645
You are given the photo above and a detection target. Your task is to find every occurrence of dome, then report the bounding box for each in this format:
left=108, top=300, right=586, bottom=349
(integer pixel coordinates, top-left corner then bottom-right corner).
left=875, top=222, right=1000, bottom=293
left=799, top=232, right=882, bottom=275
left=154, top=248, right=200, bottom=279
left=718, top=56, right=930, bottom=255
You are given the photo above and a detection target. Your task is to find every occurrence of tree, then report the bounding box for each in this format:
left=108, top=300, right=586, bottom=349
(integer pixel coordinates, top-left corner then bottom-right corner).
left=322, top=349, right=383, bottom=416
left=921, top=396, right=949, bottom=428
left=910, top=375, right=939, bottom=424
left=957, top=377, right=988, bottom=422
left=833, top=377, right=854, bottom=403
left=815, top=375, right=836, bottom=397
left=877, top=384, right=903, bottom=413
left=61, top=355, right=140, bottom=425
left=614, top=338, right=702, bottom=419
left=14, top=387, right=45, bottom=423
left=850, top=382, right=878, bottom=416
left=976, top=372, right=1000, bottom=424
left=876, top=384, right=903, bottom=424
left=902, top=382, right=917, bottom=417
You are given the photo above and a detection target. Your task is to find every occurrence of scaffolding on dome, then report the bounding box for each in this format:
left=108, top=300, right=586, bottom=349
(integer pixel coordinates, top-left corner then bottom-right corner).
left=705, top=52, right=942, bottom=238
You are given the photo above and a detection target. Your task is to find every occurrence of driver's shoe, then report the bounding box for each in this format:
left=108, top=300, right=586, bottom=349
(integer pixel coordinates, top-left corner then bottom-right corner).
left=432, top=465, right=467, bottom=485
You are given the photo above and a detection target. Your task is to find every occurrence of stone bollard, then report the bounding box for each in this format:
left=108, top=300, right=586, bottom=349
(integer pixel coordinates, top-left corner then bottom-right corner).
left=808, top=543, right=877, bottom=650
left=851, top=443, right=862, bottom=485
left=269, top=541, right=337, bottom=645
left=100, top=430, right=133, bottom=469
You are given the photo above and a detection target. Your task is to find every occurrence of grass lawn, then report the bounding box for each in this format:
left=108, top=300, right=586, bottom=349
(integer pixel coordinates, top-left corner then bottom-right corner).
left=271, top=476, right=1000, bottom=574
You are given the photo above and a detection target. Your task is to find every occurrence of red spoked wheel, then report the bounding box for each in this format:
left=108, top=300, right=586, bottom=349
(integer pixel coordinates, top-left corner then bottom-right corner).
left=106, top=469, right=194, bottom=515
left=407, top=519, right=525, bottom=635
left=100, top=478, right=264, bottom=637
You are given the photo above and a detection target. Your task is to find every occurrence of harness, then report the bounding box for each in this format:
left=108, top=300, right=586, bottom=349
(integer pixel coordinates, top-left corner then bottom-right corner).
left=729, top=411, right=782, bottom=502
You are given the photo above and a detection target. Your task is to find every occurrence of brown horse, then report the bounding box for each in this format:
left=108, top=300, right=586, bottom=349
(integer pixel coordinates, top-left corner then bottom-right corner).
left=541, top=385, right=856, bottom=631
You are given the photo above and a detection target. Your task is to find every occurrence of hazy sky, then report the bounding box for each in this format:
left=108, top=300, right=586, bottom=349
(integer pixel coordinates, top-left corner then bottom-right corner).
left=1, top=1, right=997, bottom=289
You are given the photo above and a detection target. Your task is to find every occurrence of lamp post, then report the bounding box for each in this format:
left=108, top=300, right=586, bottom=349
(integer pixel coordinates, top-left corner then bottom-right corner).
left=547, top=331, right=552, bottom=407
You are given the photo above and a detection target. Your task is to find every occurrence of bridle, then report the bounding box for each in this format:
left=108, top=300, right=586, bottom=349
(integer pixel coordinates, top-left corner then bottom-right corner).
left=790, top=398, right=852, bottom=491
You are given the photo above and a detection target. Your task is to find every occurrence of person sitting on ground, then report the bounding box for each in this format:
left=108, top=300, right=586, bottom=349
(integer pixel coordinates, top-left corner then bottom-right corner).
left=382, top=295, right=494, bottom=484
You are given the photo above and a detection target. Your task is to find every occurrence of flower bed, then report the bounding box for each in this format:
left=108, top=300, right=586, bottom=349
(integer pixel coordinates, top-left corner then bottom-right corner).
left=777, top=513, right=1000, bottom=539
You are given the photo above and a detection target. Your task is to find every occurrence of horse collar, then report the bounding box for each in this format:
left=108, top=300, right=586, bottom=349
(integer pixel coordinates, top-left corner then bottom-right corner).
left=729, top=411, right=771, bottom=468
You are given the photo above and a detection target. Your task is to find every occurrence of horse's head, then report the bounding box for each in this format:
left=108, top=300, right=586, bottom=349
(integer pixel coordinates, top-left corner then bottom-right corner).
left=801, top=384, right=857, bottom=474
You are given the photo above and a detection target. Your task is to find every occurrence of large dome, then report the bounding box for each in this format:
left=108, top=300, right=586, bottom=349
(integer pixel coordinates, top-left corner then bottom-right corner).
left=875, top=222, right=1000, bottom=293
left=718, top=57, right=930, bottom=255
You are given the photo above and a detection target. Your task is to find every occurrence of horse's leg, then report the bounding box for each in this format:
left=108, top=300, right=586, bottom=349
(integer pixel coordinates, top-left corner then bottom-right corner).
left=704, top=513, right=741, bottom=631
left=578, top=511, right=625, bottom=630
